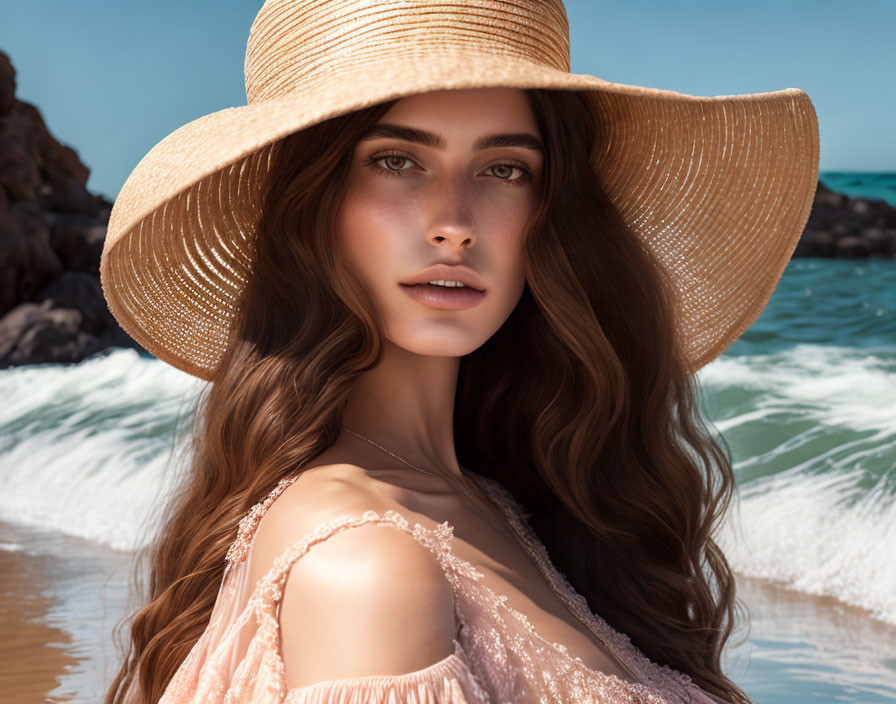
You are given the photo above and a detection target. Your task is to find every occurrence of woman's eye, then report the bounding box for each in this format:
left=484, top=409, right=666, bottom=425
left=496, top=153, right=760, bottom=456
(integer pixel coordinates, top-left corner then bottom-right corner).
left=365, top=151, right=533, bottom=185
left=365, top=153, right=416, bottom=176
left=487, top=164, right=531, bottom=182
left=378, top=155, right=415, bottom=173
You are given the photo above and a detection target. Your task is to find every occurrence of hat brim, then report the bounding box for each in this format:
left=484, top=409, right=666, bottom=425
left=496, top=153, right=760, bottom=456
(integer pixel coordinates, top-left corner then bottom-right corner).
left=100, top=52, right=819, bottom=380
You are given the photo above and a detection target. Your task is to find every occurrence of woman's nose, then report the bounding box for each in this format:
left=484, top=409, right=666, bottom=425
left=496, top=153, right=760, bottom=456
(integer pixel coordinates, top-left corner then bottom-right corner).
left=424, top=172, right=477, bottom=248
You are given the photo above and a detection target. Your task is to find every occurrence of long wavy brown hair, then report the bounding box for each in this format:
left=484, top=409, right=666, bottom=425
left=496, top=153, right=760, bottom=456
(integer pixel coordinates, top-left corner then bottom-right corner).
left=106, top=88, right=752, bottom=704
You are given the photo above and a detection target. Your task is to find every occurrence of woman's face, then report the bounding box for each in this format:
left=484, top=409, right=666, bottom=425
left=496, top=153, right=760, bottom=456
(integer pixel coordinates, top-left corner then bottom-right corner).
left=335, top=87, right=544, bottom=357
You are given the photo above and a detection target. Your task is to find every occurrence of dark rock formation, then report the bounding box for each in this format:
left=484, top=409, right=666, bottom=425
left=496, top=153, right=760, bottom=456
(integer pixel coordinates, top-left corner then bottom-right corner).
left=0, top=50, right=144, bottom=370
left=795, top=181, right=896, bottom=259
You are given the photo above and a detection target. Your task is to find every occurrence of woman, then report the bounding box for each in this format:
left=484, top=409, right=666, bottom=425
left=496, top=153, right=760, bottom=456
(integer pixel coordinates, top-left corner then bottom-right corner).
left=100, top=1, right=819, bottom=703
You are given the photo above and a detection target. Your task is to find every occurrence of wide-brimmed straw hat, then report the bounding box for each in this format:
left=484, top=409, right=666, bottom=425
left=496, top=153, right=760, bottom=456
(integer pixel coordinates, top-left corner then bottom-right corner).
left=99, top=0, right=820, bottom=381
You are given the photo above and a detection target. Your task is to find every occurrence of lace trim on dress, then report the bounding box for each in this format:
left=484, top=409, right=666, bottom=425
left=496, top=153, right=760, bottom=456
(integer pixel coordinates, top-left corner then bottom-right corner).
left=226, top=475, right=301, bottom=565
left=464, top=471, right=709, bottom=700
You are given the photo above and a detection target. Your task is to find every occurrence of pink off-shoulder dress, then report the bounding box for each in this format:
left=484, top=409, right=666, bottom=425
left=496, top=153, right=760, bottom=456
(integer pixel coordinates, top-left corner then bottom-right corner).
left=148, top=470, right=724, bottom=704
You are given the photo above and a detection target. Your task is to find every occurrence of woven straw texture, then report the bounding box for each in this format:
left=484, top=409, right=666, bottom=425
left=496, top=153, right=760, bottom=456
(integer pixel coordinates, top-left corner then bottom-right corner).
left=100, top=0, right=820, bottom=380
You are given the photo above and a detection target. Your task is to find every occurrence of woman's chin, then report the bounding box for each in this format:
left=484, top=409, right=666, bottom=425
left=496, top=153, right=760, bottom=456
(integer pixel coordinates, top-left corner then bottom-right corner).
left=384, top=331, right=488, bottom=358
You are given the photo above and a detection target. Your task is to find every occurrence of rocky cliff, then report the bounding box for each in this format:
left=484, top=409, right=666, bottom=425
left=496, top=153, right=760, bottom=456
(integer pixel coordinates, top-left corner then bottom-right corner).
left=0, top=51, right=143, bottom=369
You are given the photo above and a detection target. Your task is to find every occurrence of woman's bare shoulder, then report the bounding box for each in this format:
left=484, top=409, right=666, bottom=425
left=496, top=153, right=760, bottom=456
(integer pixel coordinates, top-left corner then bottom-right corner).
left=240, top=464, right=459, bottom=689
left=247, top=463, right=414, bottom=584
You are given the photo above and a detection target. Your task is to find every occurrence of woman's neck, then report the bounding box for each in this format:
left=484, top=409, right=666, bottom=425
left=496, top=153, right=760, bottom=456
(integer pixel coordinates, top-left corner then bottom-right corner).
left=340, top=339, right=464, bottom=483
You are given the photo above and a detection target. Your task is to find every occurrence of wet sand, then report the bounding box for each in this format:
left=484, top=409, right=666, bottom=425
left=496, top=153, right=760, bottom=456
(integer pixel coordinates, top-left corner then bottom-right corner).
left=0, top=545, right=79, bottom=703
left=0, top=520, right=136, bottom=703
left=1, top=519, right=895, bottom=703
left=729, top=575, right=896, bottom=703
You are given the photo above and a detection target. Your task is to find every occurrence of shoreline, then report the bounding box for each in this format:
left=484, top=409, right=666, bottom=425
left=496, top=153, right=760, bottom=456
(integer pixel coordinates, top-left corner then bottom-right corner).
left=0, top=520, right=136, bottom=703
left=0, top=544, right=78, bottom=704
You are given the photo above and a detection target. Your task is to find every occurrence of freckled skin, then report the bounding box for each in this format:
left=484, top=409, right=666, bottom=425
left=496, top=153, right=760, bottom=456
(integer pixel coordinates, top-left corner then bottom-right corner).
left=335, top=87, right=543, bottom=357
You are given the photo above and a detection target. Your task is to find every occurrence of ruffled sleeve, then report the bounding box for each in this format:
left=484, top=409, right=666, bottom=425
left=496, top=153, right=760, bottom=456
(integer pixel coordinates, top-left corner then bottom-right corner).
left=283, top=638, right=489, bottom=703
left=158, top=508, right=491, bottom=704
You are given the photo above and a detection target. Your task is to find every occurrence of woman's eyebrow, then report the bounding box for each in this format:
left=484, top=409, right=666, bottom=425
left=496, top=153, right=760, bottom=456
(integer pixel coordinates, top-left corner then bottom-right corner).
left=359, top=123, right=544, bottom=154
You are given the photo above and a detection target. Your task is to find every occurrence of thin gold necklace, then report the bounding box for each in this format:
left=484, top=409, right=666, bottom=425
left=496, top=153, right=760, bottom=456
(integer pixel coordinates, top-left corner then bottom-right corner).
left=341, top=426, right=442, bottom=478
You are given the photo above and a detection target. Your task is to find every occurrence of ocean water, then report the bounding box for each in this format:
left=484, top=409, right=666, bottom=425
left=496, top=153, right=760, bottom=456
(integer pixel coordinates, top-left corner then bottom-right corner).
left=818, top=170, right=896, bottom=207
left=1, top=174, right=894, bottom=702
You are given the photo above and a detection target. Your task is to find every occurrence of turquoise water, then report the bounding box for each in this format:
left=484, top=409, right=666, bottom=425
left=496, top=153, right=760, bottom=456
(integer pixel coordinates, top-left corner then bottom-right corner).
left=706, top=257, right=895, bottom=489
left=0, top=174, right=893, bottom=702
left=819, top=171, right=896, bottom=208
left=725, top=259, right=895, bottom=355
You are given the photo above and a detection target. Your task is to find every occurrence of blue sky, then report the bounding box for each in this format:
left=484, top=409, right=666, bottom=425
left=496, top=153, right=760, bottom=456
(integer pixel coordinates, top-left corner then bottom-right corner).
left=1, top=0, right=892, bottom=200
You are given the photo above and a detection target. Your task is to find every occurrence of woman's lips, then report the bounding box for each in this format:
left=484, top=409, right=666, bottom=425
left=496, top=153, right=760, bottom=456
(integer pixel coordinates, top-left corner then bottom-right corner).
left=399, top=283, right=486, bottom=310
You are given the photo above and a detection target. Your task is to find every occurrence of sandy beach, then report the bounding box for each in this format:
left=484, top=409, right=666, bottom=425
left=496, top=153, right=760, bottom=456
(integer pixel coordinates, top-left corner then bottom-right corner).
left=0, top=520, right=135, bottom=703
left=0, top=545, right=79, bottom=703
left=2, top=518, right=895, bottom=704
